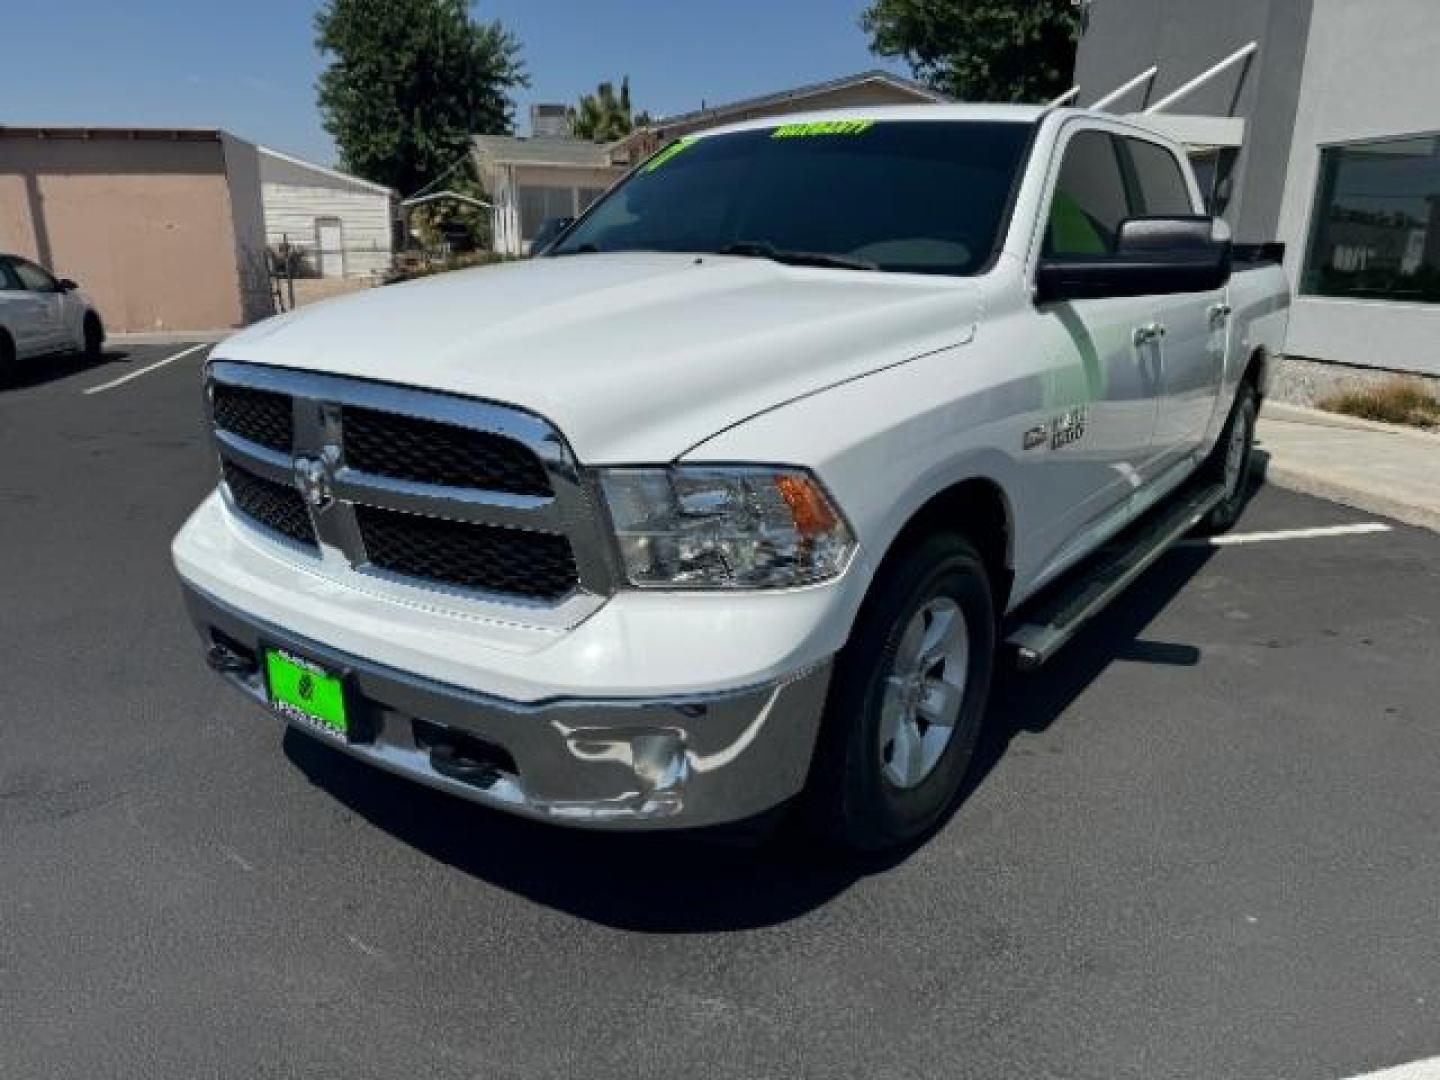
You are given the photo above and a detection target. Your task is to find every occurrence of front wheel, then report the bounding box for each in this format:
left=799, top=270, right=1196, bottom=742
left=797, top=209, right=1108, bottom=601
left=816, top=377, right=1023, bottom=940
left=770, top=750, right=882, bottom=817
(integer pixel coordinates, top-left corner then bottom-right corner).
left=805, top=532, right=996, bottom=854
left=1199, top=382, right=1259, bottom=534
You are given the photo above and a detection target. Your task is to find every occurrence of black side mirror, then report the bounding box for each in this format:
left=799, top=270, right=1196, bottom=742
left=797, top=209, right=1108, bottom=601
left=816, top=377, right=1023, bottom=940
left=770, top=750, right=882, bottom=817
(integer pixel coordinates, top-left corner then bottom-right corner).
left=1036, top=215, right=1231, bottom=303
left=57, top=278, right=79, bottom=292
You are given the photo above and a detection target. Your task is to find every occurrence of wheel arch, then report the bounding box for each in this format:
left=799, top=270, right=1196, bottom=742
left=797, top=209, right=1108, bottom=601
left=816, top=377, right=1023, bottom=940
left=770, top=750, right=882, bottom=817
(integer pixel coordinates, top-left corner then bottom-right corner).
left=872, top=475, right=1015, bottom=617
left=1242, top=344, right=1269, bottom=398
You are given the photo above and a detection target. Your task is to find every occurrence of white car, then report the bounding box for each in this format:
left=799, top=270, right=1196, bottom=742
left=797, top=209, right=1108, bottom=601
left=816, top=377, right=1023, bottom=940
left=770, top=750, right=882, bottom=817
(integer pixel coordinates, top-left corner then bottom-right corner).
left=0, top=254, right=106, bottom=380
left=173, top=105, right=1291, bottom=853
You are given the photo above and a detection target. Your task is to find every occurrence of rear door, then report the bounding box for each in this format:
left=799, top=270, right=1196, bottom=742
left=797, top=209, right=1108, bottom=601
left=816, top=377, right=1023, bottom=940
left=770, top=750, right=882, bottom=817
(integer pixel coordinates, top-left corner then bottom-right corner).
left=0, top=257, right=52, bottom=356
left=1032, top=127, right=1166, bottom=556
left=1119, top=135, right=1227, bottom=470
left=9, top=257, right=67, bottom=352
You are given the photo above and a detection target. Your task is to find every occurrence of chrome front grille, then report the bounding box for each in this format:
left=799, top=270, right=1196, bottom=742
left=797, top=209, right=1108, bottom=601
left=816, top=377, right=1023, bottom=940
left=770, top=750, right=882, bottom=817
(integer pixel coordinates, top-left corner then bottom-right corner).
left=207, top=362, right=615, bottom=611
left=355, top=505, right=579, bottom=600
left=221, top=459, right=316, bottom=549
left=341, top=406, right=552, bottom=496
left=212, top=383, right=293, bottom=455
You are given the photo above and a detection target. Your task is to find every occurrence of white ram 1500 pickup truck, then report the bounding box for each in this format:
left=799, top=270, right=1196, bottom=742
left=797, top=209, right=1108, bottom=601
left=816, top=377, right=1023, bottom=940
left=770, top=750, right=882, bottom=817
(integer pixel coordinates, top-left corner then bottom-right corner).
left=173, top=106, right=1290, bottom=852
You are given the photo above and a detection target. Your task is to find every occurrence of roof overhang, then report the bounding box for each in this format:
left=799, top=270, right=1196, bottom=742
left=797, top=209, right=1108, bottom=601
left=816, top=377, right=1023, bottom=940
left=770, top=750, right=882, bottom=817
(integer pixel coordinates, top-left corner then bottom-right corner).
left=0, top=125, right=223, bottom=142
left=1124, top=113, right=1247, bottom=150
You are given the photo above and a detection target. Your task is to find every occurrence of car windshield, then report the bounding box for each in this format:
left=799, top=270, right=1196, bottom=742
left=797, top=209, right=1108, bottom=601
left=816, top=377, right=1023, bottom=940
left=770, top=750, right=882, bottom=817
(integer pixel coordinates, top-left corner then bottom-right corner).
left=551, top=119, right=1035, bottom=277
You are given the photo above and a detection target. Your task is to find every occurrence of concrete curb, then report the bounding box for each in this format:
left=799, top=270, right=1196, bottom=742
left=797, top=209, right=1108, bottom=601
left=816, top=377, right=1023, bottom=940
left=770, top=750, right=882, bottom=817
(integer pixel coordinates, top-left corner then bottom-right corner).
left=110, top=330, right=234, bottom=346
left=1259, top=455, right=1440, bottom=535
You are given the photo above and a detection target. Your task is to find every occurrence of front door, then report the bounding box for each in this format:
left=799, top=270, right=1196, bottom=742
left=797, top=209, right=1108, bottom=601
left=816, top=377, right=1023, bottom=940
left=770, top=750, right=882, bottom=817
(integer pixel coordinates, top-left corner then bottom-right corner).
left=316, top=218, right=345, bottom=278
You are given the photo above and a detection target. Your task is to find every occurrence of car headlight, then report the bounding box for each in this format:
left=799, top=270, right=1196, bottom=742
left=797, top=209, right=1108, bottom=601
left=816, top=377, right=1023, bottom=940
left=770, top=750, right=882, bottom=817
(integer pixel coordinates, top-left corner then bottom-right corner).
left=598, top=466, right=856, bottom=589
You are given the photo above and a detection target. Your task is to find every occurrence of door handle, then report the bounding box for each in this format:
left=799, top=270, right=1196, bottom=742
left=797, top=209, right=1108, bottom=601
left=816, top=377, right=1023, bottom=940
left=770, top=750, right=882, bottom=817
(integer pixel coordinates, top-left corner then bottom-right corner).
left=1208, top=302, right=1233, bottom=326
left=1132, top=322, right=1166, bottom=347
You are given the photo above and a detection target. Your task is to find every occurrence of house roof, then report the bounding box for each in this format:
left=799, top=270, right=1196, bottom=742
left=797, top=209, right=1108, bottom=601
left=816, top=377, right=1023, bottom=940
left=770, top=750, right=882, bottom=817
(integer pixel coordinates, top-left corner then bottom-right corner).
left=473, top=70, right=950, bottom=173
left=472, top=135, right=619, bottom=169
left=256, top=145, right=395, bottom=196
left=649, top=69, right=948, bottom=131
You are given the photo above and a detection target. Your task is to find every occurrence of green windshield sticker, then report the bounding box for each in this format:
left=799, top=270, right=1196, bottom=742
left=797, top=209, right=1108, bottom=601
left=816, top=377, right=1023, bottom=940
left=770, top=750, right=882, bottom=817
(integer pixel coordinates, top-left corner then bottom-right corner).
left=771, top=120, right=875, bottom=139
left=642, top=137, right=696, bottom=173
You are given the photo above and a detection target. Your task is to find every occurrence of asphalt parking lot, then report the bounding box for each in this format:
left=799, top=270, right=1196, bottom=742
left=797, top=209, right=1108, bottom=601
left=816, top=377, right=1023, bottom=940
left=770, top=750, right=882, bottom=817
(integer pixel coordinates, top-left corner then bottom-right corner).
left=3, top=345, right=1438, bottom=1079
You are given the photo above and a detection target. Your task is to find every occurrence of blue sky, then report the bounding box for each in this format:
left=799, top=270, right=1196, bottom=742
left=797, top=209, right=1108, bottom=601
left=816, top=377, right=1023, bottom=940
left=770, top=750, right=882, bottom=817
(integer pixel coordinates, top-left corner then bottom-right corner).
left=3, top=1, right=907, bottom=171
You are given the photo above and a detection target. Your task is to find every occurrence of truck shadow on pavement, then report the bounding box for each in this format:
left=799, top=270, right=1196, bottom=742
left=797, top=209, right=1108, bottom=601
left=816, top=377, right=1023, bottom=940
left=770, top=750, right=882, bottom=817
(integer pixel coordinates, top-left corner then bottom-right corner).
left=285, top=482, right=1264, bottom=932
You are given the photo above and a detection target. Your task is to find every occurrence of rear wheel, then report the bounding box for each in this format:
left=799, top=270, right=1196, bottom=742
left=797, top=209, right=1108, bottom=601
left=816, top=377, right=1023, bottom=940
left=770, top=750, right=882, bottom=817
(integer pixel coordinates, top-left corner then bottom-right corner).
left=1199, top=382, right=1259, bottom=534
left=805, top=532, right=996, bottom=854
left=82, top=313, right=104, bottom=361
left=0, top=332, right=16, bottom=386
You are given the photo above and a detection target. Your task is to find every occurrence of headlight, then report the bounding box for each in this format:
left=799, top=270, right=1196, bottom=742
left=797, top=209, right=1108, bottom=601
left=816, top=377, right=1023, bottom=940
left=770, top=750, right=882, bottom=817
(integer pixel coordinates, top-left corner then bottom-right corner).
left=598, top=466, right=856, bottom=589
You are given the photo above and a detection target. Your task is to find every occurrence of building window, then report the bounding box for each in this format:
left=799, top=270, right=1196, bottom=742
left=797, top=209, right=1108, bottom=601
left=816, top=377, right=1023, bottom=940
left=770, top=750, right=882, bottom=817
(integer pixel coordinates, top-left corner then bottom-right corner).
left=1302, top=134, right=1440, bottom=304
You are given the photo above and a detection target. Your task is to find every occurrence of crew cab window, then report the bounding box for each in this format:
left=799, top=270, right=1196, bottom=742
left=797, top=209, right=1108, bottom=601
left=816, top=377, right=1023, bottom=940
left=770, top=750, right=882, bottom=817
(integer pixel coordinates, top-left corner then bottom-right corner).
left=1125, top=138, right=1195, bottom=215
left=12, top=258, right=58, bottom=292
left=553, top=120, right=1035, bottom=277
left=1044, top=131, right=1129, bottom=257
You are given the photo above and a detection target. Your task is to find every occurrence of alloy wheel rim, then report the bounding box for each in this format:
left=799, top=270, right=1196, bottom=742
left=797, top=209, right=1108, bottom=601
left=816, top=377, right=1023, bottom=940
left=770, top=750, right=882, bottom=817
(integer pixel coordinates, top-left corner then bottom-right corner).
left=879, top=596, right=969, bottom=789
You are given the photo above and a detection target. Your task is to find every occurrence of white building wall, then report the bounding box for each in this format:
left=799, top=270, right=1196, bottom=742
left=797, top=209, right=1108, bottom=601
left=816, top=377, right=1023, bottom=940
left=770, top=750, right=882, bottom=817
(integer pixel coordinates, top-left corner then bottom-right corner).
left=1275, top=0, right=1440, bottom=375
left=261, top=182, right=393, bottom=278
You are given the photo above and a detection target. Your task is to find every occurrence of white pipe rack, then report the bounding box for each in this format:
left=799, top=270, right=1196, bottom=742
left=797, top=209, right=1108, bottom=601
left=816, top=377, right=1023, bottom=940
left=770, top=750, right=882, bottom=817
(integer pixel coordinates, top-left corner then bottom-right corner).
left=1145, top=41, right=1258, bottom=114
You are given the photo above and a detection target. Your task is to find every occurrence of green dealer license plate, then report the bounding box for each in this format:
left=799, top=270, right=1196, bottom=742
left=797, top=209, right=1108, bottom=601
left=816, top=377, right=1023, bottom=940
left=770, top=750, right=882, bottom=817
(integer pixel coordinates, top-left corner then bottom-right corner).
left=264, top=648, right=348, bottom=738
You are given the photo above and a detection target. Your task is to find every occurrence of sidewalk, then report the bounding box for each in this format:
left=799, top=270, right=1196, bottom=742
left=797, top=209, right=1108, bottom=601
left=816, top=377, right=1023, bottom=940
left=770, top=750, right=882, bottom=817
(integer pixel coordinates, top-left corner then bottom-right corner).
left=110, top=329, right=233, bottom=346
left=1258, top=402, right=1440, bottom=533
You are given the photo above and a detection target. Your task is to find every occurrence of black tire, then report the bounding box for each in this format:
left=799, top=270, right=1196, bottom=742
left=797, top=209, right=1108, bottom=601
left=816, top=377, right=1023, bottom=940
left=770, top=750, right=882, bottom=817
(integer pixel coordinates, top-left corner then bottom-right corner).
left=82, top=313, right=104, bottom=361
left=805, top=532, right=996, bottom=854
left=1198, top=381, right=1259, bottom=534
left=0, top=332, right=16, bottom=387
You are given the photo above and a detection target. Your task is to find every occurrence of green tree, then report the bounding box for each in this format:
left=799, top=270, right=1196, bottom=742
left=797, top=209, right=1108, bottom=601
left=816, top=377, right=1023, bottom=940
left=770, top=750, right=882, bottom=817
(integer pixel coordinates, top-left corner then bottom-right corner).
left=862, top=0, right=1081, bottom=103
left=568, top=76, right=650, bottom=142
left=315, top=0, right=526, bottom=195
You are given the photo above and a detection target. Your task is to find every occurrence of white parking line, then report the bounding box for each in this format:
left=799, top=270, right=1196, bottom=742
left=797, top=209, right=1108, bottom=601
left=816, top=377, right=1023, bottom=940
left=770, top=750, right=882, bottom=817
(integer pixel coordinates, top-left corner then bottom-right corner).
left=1179, top=522, right=1393, bottom=547
left=1342, top=1056, right=1440, bottom=1080
left=82, top=343, right=210, bottom=396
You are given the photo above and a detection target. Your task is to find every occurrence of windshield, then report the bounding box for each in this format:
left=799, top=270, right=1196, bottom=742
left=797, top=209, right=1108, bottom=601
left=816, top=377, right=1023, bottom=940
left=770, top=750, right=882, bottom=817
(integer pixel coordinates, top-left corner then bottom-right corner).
left=551, top=119, right=1035, bottom=276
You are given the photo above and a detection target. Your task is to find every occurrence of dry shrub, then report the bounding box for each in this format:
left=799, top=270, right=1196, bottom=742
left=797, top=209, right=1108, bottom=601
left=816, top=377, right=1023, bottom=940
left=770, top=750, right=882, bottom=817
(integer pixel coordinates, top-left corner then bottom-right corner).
left=1317, top=376, right=1440, bottom=430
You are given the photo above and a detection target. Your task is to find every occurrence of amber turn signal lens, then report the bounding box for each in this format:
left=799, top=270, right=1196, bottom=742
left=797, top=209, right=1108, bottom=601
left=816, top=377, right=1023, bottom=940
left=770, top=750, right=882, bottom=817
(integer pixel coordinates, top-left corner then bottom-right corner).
left=775, top=473, right=839, bottom=535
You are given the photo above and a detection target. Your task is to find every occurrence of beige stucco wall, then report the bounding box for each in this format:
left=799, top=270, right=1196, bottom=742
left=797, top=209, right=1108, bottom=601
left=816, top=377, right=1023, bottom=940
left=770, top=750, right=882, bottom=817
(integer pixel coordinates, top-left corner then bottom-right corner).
left=0, top=134, right=250, bottom=332
left=220, top=133, right=274, bottom=323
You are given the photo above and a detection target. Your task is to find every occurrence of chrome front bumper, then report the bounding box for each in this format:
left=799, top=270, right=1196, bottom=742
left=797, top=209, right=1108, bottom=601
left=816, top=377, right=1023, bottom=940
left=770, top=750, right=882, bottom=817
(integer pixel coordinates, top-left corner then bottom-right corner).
left=182, top=583, right=833, bottom=829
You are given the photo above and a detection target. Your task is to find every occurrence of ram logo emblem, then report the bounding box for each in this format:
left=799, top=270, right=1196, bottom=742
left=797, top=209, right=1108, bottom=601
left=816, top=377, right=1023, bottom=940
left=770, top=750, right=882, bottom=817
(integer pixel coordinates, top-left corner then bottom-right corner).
left=294, top=455, right=335, bottom=511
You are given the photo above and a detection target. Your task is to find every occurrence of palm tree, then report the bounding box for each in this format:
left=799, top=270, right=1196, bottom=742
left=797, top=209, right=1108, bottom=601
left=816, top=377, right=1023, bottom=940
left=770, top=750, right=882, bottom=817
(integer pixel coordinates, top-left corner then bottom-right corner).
left=568, top=76, right=649, bottom=142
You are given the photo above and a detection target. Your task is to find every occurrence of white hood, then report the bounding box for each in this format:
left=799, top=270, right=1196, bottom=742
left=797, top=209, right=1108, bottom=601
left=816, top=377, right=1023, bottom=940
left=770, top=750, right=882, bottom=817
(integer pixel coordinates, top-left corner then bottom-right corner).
left=219, top=253, right=979, bottom=462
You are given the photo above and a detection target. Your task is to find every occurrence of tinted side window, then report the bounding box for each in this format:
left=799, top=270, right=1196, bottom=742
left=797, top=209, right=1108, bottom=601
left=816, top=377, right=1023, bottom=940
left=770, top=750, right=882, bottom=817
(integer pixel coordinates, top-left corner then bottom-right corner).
left=1126, top=138, right=1194, bottom=215
left=12, top=259, right=57, bottom=292
left=0, top=260, right=22, bottom=291
left=1045, top=131, right=1128, bottom=256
